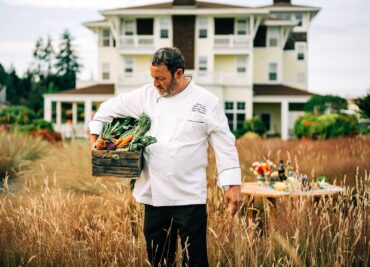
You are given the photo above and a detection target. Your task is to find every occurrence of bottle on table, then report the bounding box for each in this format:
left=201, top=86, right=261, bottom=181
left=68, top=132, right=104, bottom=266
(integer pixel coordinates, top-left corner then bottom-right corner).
left=277, top=160, right=287, bottom=181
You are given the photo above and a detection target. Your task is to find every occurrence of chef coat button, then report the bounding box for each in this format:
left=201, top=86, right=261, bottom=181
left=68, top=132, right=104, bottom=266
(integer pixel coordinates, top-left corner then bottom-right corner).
left=170, top=153, right=174, bottom=157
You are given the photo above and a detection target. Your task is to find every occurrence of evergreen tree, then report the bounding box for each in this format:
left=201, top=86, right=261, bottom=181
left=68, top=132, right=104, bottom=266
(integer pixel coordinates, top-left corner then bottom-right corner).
left=355, top=91, right=370, bottom=118
left=55, top=30, right=81, bottom=90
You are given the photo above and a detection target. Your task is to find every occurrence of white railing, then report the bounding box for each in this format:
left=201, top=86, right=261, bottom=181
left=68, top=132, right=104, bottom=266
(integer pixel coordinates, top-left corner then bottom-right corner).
left=214, top=35, right=251, bottom=49
left=118, top=71, right=250, bottom=87
left=186, top=71, right=250, bottom=86
left=119, top=35, right=154, bottom=49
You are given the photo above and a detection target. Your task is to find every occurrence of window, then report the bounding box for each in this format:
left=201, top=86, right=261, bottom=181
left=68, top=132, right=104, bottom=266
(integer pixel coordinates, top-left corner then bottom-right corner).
left=124, top=56, right=133, bottom=74
left=215, top=18, right=234, bottom=35
left=254, top=113, right=271, bottom=131
left=198, top=17, right=208, bottom=38
left=160, top=17, right=169, bottom=38
left=226, top=113, right=234, bottom=130
left=124, top=20, right=134, bottom=36
left=276, top=13, right=291, bottom=20
left=225, top=101, right=246, bottom=130
left=102, top=63, right=110, bottom=80
left=236, top=19, right=247, bottom=35
left=137, top=18, right=153, bottom=35
left=102, top=29, right=110, bottom=47
left=198, top=56, right=207, bottom=72
left=295, top=13, right=303, bottom=27
left=269, top=63, right=277, bottom=81
left=236, top=113, right=245, bottom=129
left=297, top=72, right=305, bottom=82
left=237, top=102, right=245, bottom=110
left=296, top=43, right=306, bottom=60
left=267, top=27, right=279, bottom=47
left=236, top=56, right=247, bottom=73
left=225, top=102, right=234, bottom=110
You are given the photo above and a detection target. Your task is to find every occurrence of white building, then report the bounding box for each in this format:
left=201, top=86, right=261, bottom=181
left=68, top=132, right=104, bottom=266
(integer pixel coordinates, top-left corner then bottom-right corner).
left=44, top=0, right=320, bottom=139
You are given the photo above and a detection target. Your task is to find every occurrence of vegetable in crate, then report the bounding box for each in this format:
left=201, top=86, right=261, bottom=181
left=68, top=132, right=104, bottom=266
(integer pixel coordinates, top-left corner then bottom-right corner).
left=95, top=114, right=156, bottom=151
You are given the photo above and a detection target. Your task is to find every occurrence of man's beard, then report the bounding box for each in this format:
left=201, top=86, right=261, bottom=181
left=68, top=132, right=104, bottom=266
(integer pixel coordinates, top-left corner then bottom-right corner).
left=160, top=76, right=178, bottom=97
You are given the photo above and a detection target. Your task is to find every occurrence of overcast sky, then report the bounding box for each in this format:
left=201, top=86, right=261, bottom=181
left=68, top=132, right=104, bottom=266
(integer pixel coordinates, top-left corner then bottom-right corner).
left=0, top=0, right=369, bottom=98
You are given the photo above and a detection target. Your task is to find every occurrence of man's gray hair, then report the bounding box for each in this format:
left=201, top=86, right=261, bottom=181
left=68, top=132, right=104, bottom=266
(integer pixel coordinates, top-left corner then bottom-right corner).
left=151, top=47, right=185, bottom=75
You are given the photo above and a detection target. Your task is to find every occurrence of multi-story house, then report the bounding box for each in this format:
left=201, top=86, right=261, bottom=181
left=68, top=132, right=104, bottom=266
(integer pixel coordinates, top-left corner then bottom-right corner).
left=44, top=0, right=320, bottom=139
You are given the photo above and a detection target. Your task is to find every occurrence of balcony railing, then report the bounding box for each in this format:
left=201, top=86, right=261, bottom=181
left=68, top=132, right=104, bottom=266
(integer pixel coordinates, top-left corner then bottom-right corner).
left=118, top=71, right=249, bottom=87
left=119, top=35, right=154, bottom=49
left=187, top=71, right=250, bottom=86
left=214, top=35, right=251, bottom=49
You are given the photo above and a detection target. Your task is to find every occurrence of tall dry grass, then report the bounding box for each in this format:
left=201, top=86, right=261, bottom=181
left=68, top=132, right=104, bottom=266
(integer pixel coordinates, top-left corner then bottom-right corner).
left=0, top=135, right=369, bottom=266
left=0, top=132, right=46, bottom=182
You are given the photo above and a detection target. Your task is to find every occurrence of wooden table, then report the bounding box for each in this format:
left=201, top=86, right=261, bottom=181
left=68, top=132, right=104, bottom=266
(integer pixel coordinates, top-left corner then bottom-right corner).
left=241, top=182, right=344, bottom=230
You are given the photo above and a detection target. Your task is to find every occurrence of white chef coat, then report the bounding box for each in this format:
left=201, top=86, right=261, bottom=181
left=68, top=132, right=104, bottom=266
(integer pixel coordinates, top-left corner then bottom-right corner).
left=89, top=79, right=241, bottom=206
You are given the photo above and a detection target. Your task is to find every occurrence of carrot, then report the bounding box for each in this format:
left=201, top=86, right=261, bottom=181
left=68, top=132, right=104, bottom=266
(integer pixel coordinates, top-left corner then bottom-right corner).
left=116, top=135, right=133, bottom=148
left=95, top=137, right=106, bottom=150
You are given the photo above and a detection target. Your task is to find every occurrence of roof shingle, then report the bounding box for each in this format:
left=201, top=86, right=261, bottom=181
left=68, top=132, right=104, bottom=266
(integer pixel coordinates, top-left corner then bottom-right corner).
left=53, top=84, right=114, bottom=95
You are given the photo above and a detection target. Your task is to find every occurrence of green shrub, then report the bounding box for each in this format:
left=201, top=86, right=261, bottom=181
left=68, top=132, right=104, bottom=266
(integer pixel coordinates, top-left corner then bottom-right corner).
left=0, top=105, right=39, bottom=125
left=294, top=113, right=358, bottom=139
left=0, top=105, right=54, bottom=134
left=304, top=95, right=347, bottom=114
left=233, top=116, right=267, bottom=138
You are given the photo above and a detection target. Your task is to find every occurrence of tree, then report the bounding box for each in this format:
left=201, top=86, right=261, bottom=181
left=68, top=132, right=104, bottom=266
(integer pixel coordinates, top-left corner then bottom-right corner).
left=355, top=91, right=370, bottom=118
left=304, top=95, right=348, bottom=115
left=55, top=30, right=81, bottom=90
left=0, top=63, right=9, bottom=90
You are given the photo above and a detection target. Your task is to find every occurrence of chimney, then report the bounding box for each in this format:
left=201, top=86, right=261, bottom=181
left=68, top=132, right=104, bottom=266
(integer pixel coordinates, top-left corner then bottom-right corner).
left=173, top=0, right=196, bottom=6
left=273, top=0, right=291, bottom=4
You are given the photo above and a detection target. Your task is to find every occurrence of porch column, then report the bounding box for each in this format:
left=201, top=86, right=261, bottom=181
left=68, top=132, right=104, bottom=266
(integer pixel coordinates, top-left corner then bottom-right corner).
left=56, top=101, right=62, bottom=125
left=44, top=98, right=52, bottom=122
left=84, top=100, right=92, bottom=129
left=72, top=102, right=78, bottom=125
left=281, top=100, right=289, bottom=140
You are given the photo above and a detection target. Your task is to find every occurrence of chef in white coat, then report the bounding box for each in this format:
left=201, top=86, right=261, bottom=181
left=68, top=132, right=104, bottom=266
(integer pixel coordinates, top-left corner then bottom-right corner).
left=89, top=47, right=241, bottom=267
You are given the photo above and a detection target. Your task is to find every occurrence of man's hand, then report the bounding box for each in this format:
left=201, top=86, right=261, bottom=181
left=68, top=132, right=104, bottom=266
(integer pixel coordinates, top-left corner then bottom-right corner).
left=223, top=185, right=241, bottom=216
left=90, top=134, right=98, bottom=151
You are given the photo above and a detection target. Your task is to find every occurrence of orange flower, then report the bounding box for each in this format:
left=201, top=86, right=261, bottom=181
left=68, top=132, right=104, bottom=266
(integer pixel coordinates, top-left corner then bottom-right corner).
left=303, top=120, right=311, bottom=126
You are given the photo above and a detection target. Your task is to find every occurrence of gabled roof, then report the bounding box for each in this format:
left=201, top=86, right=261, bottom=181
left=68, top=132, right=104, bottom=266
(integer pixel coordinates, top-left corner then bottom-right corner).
left=253, top=84, right=315, bottom=96
left=261, top=2, right=320, bottom=9
left=83, top=19, right=110, bottom=29
left=51, top=84, right=114, bottom=95
left=104, top=1, right=250, bottom=12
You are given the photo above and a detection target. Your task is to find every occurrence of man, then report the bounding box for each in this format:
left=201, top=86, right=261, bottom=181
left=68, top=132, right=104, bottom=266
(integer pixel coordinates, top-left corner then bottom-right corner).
left=89, top=47, right=241, bottom=266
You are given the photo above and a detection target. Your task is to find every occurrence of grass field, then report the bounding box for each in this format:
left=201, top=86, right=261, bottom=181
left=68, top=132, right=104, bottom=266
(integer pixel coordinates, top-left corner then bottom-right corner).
left=0, top=134, right=369, bottom=266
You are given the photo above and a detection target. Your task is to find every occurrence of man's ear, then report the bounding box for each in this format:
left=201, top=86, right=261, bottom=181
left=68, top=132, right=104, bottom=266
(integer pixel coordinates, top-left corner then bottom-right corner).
left=175, top=68, right=183, bottom=79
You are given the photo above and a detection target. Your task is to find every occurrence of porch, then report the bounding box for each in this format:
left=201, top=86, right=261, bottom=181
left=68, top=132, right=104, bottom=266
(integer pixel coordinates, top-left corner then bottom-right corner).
left=43, top=84, right=114, bottom=138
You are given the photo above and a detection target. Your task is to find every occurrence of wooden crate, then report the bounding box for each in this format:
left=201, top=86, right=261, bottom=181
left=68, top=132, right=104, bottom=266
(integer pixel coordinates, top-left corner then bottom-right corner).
left=92, top=150, right=143, bottom=178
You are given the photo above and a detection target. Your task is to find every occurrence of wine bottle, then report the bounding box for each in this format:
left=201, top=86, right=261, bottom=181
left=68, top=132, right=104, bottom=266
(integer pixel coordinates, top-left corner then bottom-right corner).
left=277, top=160, right=287, bottom=181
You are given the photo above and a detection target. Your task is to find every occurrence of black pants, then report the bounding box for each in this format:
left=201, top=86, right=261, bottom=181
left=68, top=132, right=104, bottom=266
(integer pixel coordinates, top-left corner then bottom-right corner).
left=143, top=204, right=209, bottom=267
